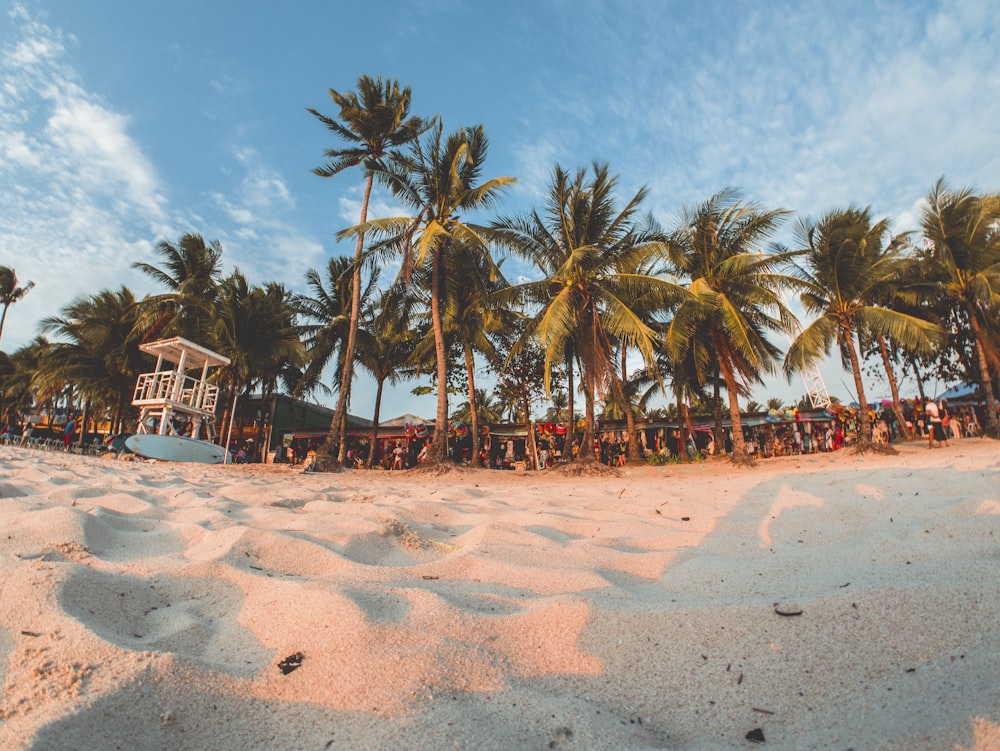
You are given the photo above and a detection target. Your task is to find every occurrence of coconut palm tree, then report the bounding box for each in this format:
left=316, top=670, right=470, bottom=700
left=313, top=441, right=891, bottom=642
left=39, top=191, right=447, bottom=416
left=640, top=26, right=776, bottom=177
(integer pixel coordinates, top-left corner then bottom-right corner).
left=785, top=206, right=942, bottom=452
left=919, top=179, right=1000, bottom=438
left=862, top=256, right=934, bottom=441
left=133, top=233, right=224, bottom=343
left=665, top=189, right=798, bottom=466
left=341, top=122, right=514, bottom=463
left=633, top=328, right=715, bottom=462
left=308, top=75, right=428, bottom=466
left=438, top=242, right=511, bottom=464
left=0, top=266, right=34, bottom=347
left=0, top=337, right=47, bottom=421
left=493, top=163, right=688, bottom=464
left=354, top=282, right=420, bottom=467
left=213, top=273, right=305, bottom=455
left=293, top=256, right=376, bottom=405
left=37, top=287, right=147, bottom=443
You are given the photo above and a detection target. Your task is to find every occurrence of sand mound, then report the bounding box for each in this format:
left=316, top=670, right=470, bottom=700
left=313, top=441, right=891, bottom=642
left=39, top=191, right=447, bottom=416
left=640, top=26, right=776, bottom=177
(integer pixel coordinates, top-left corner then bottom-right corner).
left=546, top=459, right=621, bottom=477
left=403, top=460, right=478, bottom=477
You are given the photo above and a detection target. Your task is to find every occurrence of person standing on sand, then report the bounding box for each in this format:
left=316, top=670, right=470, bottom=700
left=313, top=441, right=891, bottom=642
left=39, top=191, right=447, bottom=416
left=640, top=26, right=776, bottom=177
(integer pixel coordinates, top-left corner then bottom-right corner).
left=925, top=398, right=947, bottom=448
left=938, top=399, right=952, bottom=447
left=63, top=416, right=76, bottom=451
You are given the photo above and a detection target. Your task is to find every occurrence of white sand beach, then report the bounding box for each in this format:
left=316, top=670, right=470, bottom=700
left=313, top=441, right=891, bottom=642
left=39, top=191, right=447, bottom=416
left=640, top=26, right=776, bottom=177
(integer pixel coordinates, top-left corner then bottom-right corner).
left=1, top=441, right=999, bottom=750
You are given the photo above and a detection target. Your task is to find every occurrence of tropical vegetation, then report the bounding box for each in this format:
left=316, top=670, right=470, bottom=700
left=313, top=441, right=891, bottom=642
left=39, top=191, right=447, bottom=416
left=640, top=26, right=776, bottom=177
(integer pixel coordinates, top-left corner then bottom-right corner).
left=3, top=75, right=999, bottom=467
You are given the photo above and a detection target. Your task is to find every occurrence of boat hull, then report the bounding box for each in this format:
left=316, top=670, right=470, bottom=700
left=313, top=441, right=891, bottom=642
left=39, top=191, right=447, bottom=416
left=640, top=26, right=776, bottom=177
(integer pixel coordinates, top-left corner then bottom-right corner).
left=125, top=434, right=228, bottom=464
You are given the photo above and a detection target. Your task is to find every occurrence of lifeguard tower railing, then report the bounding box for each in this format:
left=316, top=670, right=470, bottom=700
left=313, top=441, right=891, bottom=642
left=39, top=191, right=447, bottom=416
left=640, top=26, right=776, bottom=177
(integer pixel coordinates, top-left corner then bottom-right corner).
left=132, top=370, right=220, bottom=417
left=131, top=337, right=231, bottom=439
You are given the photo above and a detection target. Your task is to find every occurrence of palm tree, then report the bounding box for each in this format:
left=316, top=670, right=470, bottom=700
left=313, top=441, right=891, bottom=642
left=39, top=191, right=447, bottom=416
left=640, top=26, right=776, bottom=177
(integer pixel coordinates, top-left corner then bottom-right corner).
left=37, top=287, right=147, bottom=444
left=342, top=122, right=514, bottom=463
left=493, top=163, right=687, bottom=464
left=785, top=207, right=942, bottom=452
left=355, top=283, right=420, bottom=467
left=308, top=75, right=428, bottom=467
left=920, top=179, right=1000, bottom=438
left=133, top=233, right=224, bottom=343
left=864, top=259, right=932, bottom=441
left=634, top=331, right=713, bottom=463
left=665, top=189, right=798, bottom=466
left=0, top=266, right=34, bottom=346
left=293, top=257, right=377, bottom=405
left=213, top=273, right=305, bottom=454
left=0, top=337, right=47, bottom=421
left=439, top=242, right=510, bottom=465
left=453, top=388, right=506, bottom=425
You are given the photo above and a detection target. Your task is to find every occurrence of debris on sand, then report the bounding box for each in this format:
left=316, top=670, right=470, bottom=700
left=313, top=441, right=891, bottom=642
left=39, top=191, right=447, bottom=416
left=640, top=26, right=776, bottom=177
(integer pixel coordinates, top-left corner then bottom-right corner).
left=277, top=652, right=304, bottom=675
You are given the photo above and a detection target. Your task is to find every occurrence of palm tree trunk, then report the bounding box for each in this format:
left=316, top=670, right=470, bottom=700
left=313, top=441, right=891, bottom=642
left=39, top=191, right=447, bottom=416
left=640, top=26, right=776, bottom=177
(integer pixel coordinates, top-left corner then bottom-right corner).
left=968, top=313, right=1000, bottom=438
left=368, top=378, right=385, bottom=468
left=876, top=333, right=913, bottom=440
left=712, top=373, right=723, bottom=456
left=521, top=387, right=537, bottom=470
left=908, top=354, right=926, bottom=400
left=463, top=343, right=480, bottom=466
left=683, top=399, right=698, bottom=456
left=577, top=371, right=595, bottom=464
left=675, top=391, right=690, bottom=463
left=431, top=245, right=450, bottom=463
left=326, top=172, right=374, bottom=465
left=566, top=349, right=575, bottom=453
left=77, top=398, right=89, bottom=450
left=844, top=325, right=874, bottom=451
left=0, top=304, right=8, bottom=343
left=609, top=369, right=638, bottom=463
left=620, top=345, right=639, bottom=461
left=719, top=356, right=752, bottom=466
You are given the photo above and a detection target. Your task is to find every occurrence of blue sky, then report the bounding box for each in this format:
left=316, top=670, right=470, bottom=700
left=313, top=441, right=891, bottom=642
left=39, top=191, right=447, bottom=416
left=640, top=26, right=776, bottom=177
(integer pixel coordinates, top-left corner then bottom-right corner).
left=1, top=0, right=998, bottom=418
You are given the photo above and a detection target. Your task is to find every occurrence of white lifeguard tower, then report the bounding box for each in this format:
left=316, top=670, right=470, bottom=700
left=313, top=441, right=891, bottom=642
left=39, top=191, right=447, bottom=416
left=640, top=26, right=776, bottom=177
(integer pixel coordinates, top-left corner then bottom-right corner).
left=132, top=337, right=230, bottom=441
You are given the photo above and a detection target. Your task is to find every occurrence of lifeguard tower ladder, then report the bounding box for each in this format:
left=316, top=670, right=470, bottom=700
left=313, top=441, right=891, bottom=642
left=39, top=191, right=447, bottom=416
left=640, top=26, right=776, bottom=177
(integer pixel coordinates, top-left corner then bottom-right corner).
left=784, top=315, right=832, bottom=410
left=131, top=337, right=230, bottom=441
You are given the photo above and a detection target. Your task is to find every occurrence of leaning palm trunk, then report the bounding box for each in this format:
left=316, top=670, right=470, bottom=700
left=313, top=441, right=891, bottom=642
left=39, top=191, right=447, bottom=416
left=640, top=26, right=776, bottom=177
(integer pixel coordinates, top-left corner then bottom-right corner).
left=463, top=343, right=480, bottom=466
left=521, top=388, right=537, bottom=470
left=683, top=400, right=698, bottom=457
left=619, top=347, right=640, bottom=462
left=675, top=391, right=690, bottom=464
left=609, top=369, right=638, bottom=463
left=844, top=327, right=886, bottom=453
left=578, top=378, right=596, bottom=464
left=624, top=404, right=639, bottom=462
left=430, top=247, right=450, bottom=463
left=876, top=333, right=913, bottom=440
left=76, top=399, right=89, bottom=450
left=367, top=379, right=385, bottom=468
left=719, top=355, right=752, bottom=466
left=907, top=354, right=926, bottom=400
left=325, top=173, right=374, bottom=465
left=712, top=376, right=723, bottom=457
left=566, top=352, right=575, bottom=453
left=968, top=314, right=1000, bottom=438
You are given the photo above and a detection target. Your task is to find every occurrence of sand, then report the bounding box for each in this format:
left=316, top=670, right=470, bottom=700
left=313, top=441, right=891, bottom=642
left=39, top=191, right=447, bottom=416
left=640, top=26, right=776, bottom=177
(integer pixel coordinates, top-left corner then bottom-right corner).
left=1, top=440, right=998, bottom=750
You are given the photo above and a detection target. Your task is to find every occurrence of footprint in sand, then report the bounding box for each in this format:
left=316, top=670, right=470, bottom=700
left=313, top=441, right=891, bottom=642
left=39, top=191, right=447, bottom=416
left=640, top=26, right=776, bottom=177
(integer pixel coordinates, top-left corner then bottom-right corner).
left=82, top=508, right=185, bottom=561
left=342, top=586, right=412, bottom=624
left=59, top=569, right=271, bottom=674
left=339, top=520, right=457, bottom=567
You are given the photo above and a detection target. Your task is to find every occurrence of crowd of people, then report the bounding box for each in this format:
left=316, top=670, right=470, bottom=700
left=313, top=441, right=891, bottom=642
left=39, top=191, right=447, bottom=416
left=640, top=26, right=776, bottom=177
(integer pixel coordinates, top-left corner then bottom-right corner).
left=2, top=396, right=991, bottom=468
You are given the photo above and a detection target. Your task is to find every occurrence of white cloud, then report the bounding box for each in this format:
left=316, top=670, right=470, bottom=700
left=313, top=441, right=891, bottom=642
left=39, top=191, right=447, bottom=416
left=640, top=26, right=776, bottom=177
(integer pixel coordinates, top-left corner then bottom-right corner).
left=0, top=6, right=169, bottom=349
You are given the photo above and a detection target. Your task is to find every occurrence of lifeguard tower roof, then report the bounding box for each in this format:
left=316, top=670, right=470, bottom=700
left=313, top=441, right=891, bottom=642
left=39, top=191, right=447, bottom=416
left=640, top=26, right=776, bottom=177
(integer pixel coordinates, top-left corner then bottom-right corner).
left=139, top=336, right=231, bottom=370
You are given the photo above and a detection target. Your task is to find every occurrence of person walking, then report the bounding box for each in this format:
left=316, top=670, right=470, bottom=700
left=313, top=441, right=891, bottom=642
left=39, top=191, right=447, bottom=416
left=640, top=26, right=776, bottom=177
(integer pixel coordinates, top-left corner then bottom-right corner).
left=63, top=415, right=77, bottom=451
